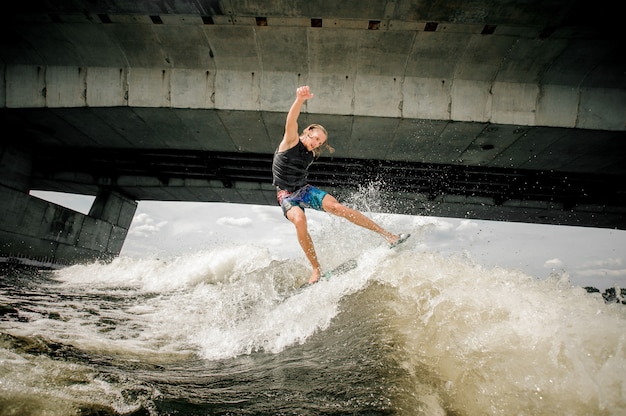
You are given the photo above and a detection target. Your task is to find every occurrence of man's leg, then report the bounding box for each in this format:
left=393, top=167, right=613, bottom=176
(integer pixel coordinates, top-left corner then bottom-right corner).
left=287, top=207, right=322, bottom=284
left=321, top=194, right=401, bottom=245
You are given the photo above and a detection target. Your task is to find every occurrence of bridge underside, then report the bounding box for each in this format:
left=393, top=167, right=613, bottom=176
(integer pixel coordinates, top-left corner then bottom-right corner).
left=6, top=106, right=625, bottom=229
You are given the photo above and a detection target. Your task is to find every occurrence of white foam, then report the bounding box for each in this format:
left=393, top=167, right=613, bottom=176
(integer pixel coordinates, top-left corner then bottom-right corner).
left=3, top=235, right=625, bottom=414
left=378, top=250, right=626, bottom=414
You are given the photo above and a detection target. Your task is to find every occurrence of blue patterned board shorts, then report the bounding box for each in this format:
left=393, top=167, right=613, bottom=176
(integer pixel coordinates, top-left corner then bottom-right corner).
left=276, top=184, right=328, bottom=218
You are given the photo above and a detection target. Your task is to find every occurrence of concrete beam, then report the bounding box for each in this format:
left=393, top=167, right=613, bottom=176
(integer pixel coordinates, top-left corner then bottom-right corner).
left=3, top=18, right=623, bottom=131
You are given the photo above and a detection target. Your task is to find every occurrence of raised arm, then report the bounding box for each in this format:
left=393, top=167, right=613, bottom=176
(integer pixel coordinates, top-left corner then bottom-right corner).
left=277, top=86, right=314, bottom=152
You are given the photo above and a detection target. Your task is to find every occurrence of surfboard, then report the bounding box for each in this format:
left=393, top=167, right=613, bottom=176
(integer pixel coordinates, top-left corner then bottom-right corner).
left=322, top=258, right=358, bottom=280
left=296, top=233, right=410, bottom=291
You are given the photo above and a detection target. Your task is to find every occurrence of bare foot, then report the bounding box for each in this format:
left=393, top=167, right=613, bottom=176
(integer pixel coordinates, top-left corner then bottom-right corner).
left=386, top=233, right=401, bottom=245
left=308, top=268, right=321, bottom=285
left=388, top=233, right=411, bottom=248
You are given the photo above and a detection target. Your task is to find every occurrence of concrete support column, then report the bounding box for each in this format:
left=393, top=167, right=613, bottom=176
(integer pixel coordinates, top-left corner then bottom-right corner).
left=0, top=144, right=138, bottom=267
left=85, top=188, right=138, bottom=258
left=0, top=185, right=137, bottom=267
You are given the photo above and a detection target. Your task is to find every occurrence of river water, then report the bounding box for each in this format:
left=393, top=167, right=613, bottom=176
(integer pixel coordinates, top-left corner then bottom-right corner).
left=1, top=238, right=625, bottom=415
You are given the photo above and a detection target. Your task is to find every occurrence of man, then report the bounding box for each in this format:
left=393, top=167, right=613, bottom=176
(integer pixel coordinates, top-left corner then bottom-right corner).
left=272, top=86, right=409, bottom=284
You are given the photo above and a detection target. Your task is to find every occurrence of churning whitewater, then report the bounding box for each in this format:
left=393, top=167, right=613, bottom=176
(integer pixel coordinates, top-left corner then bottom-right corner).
left=1, top=236, right=625, bottom=415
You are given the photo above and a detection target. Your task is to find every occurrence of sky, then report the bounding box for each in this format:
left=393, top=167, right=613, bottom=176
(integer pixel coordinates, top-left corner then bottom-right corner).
left=31, top=190, right=626, bottom=290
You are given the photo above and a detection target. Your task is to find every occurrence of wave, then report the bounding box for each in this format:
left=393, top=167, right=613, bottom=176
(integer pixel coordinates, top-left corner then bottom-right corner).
left=37, top=240, right=626, bottom=414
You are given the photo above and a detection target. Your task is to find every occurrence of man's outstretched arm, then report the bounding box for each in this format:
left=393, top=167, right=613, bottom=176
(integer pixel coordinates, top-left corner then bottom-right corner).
left=278, top=86, right=314, bottom=152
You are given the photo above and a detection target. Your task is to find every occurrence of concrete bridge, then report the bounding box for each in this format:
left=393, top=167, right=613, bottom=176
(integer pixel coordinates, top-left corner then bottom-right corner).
left=1, top=0, right=624, bottom=266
